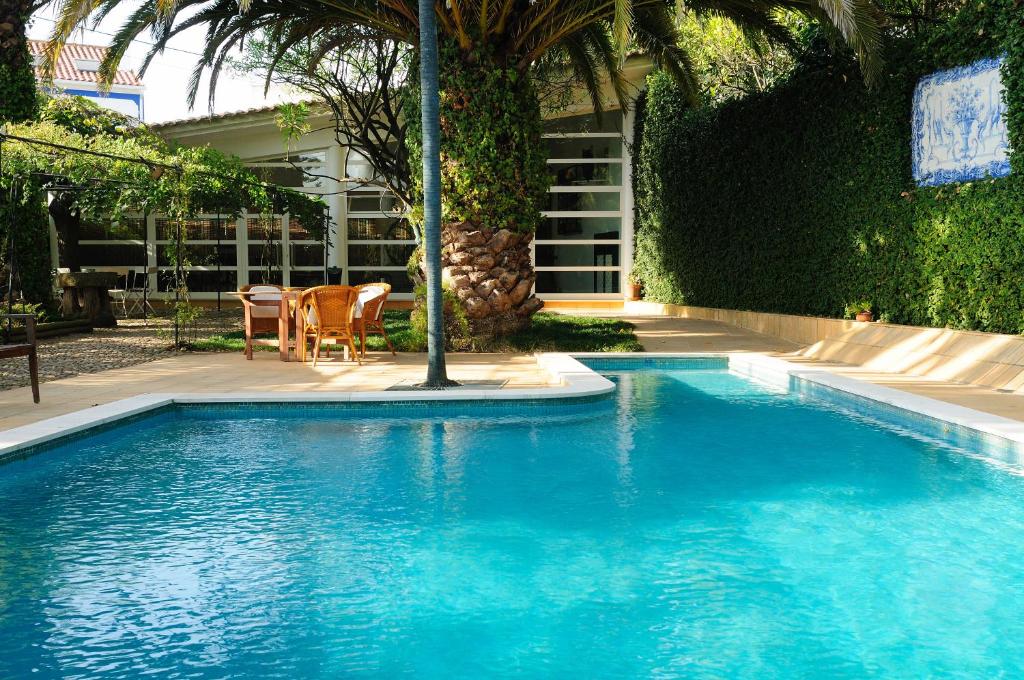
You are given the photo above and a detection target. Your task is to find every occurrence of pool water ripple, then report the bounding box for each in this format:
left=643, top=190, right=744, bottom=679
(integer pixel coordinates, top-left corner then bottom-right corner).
left=3, top=367, right=1024, bottom=677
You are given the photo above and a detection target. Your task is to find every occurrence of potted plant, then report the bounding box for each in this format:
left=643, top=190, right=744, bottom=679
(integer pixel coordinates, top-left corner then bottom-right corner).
left=625, top=273, right=642, bottom=301
left=845, top=300, right=874, bottom=322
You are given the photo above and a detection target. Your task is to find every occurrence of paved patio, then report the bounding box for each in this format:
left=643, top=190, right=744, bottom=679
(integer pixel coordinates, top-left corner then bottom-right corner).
left=626, top=315, right=798, bottom=353
left=0, top=352, right=551, bottom=431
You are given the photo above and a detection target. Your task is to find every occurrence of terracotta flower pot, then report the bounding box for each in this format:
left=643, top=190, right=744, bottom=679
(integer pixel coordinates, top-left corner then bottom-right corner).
left=856, top=311, right=874, bottom=322
left=625, top=282, right=642, bottom=301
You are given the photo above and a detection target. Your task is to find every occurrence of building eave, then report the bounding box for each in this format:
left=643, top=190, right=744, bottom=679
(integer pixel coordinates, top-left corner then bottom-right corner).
left=155, top=56, right=654, bottom=141
left=50, top=79, right=145, bottom=95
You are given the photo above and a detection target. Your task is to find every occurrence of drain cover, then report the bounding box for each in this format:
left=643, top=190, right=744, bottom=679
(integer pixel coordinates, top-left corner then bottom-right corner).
left=385, top=379, right=508, bottom=391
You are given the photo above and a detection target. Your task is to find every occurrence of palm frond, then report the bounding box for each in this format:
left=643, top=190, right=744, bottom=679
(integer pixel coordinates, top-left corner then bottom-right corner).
left=809, top=0, right=883, bottom=84
left=611, top=0, right=634, bottom=59
left=633, top=4, right=700, bottom=104
left=45, top=0, right=886, bottom=119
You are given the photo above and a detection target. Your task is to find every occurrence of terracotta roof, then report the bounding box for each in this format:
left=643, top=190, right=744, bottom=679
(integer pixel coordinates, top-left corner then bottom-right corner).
left=29, top=40, right=143, bottom=88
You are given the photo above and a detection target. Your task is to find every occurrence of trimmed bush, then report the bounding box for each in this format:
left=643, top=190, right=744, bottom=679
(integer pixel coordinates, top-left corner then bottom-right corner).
left=632, top=2, right=1024, bottom=333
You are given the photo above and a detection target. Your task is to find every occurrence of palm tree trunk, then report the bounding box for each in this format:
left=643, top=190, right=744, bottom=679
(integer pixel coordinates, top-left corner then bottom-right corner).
left=441, top=48, right=548, bottom=339
left=0, top=0, right=38, bottom=123
left=417, top=0, right=454, bottom=387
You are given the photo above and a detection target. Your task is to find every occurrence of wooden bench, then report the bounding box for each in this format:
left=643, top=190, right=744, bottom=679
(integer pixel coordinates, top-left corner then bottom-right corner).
left=1, top=314, right=40, bottom=403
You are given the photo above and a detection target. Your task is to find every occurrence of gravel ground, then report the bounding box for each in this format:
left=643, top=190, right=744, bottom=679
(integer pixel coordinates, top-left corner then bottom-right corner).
left=0, top=311, right=244, bottom=391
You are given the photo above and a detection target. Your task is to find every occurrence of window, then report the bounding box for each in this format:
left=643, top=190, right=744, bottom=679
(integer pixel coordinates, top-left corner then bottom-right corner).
left=154, top=216, right=238, bottom=294
left=535, top=113, right=624, bottom=296
left=77, top=216, right=147, bottom=271
left=247, top=152, right=327, bottom=190
left=345, top=151, right=412, bottom=297
left=74, top=58, right=101, bottom=72
left=244, top=151, right=329, bottom=287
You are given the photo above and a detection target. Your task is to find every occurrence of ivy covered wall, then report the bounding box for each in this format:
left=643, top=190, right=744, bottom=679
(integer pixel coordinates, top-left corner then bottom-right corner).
left=0, top=0, right=48, bottom=307
left=632, top=1, right=1024, bottom=333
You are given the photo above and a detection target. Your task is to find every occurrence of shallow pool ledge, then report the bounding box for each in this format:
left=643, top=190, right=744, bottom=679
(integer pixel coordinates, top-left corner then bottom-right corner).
left=731, top=352, right=1024, bottom=452
left=0, top=353, right=615, bottom=457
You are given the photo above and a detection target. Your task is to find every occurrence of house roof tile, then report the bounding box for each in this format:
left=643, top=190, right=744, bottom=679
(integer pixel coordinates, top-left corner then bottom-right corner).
left=29, top=40, right=143, bottom=88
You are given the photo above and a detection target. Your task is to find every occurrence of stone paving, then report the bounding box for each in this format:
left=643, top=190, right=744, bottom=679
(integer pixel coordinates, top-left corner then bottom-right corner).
left=0, top=311, right=242, bottom=390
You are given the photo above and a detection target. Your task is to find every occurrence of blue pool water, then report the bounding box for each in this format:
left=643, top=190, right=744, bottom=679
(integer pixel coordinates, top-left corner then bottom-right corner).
left=3, top=361, right=1024, bottom=677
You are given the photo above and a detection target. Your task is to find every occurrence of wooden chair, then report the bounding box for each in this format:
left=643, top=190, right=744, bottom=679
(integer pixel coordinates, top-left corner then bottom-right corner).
left=354, top=282, right=396, bottom=357
left=240, top=283, right=292, bottom=360
left=301, top=285, right=361, bottom=367
left=1, top=314, right=40, bottom=403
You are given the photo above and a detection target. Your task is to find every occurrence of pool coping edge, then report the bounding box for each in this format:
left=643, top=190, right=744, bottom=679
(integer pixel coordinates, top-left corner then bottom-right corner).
left=732, top=353, right=1024, bottom=448
left=575, top=351, right=1024, bottom=449
left=3, top=351, right=1024, bottom=459
left=0, top=354, right=614, bottom=456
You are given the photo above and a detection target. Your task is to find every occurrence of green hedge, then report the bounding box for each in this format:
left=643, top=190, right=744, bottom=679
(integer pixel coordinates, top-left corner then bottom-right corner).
left=632, top=2, right=1024, bottom=333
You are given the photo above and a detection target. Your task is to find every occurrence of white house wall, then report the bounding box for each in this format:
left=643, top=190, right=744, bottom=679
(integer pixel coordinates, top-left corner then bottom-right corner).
left=110, top=60, right=653, bottom=302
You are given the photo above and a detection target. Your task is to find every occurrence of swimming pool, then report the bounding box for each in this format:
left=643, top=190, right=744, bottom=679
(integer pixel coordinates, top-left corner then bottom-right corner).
left=3, top=357, right=1024, bottom=677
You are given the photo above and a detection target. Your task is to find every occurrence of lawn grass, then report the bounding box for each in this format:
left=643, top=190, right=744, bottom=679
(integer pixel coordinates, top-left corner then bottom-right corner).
left=495, top=313, right=643, bottom=352
left=191, top=311, right=643, bottom=353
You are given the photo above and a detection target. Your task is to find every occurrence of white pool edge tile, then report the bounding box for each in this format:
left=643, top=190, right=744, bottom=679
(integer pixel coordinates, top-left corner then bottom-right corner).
left=0, top=394, right=175, bottom=458
left=576, top=352, right=1024, bottom=449
left=0, top=354, right=615, bottom=456
left=4, top=351, right=1023, bottom=459
left=729, top=353, right=1024, bottom=447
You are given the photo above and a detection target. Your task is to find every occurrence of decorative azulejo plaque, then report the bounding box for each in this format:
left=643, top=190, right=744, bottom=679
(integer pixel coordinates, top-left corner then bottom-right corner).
left=912, top=57, right=1010, bottom=187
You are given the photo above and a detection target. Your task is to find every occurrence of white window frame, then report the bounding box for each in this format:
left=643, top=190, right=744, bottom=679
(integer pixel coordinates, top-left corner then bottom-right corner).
left=345, top=185, right=414, bottom=300
left=536, top=124, right=626, bottom=299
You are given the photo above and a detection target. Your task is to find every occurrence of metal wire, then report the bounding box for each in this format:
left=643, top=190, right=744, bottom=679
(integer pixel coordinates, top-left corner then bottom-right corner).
left=2, top=133, right=13, bottom=343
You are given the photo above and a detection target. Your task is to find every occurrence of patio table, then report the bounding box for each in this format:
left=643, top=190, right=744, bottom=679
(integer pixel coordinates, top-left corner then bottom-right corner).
left=229, top=288, right=365, bottom=362
left=228, top=289, right=304, bottom=362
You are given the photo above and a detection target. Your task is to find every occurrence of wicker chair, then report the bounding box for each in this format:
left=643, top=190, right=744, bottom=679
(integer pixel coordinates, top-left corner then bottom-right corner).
left=353, top=283, right=395, bottom=357
left=240, top=283, right=292, bottom=360
left=302, top=285, right=361, bottom=367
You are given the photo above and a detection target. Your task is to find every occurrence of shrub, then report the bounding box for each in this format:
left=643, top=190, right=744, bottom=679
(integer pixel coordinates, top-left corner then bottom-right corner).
left=410, top=284, right=472, bottom=351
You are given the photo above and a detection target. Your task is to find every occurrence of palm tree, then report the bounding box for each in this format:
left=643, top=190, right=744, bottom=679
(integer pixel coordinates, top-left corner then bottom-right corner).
left=46, top=0, right=883, bottom=339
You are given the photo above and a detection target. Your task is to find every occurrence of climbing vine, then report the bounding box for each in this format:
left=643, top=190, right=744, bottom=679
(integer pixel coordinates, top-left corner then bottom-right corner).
left=405, top=40, right=549, bottom=234
left=0, top=96, right=327, bottom=311
left=0, top=0, right=38, bottom=124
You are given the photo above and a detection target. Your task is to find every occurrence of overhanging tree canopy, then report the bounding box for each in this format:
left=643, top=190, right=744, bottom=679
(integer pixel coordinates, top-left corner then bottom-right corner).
left=44, top=0, right=884, bottom=337
left=4, top=96, right=327, bottom=230
left=0, top=95, right=327, bottom=305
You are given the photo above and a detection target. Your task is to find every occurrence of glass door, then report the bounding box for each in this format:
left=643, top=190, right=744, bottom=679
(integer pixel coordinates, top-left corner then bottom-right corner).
left=536, top=113, right=624, bottom=297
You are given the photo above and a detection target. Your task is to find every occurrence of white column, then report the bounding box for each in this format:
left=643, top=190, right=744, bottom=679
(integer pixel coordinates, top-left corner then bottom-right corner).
left=620, top=107, right=637, bottom=284
left=327, top=145, right=346, bottom=276
left=281, top=212, right=291, bottom=287
left=236, top=216, right=248, bottom=288
left=46, top=192, right=59, bottom=272
left=146, top=213, right=158, bottom=295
